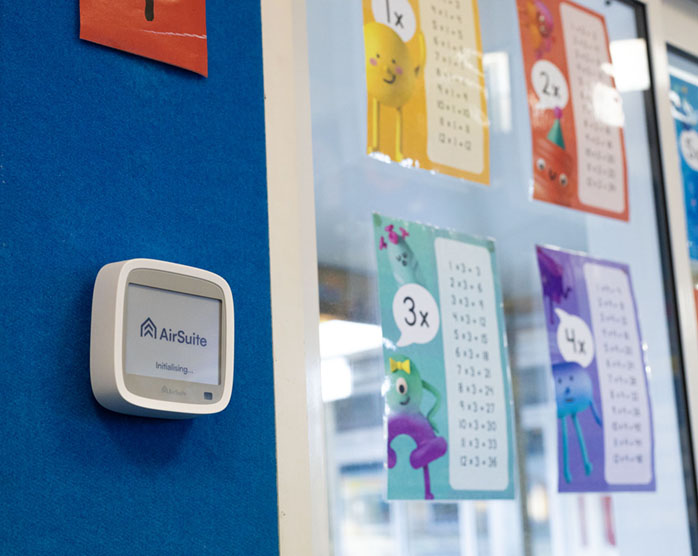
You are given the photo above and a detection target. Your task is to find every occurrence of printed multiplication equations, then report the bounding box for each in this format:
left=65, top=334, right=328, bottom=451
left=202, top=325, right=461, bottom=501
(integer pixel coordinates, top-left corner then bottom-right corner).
left=434, top=238, right=509, bottom=491
left=561, top=4, right=625, bottom=214
left=419, top=0, right=486, bottom=174
left=584, top=263, right=652, bottom=485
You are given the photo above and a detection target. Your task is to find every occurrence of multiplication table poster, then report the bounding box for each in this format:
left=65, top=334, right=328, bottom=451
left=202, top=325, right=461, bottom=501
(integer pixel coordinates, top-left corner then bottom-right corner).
left=536, top=246, right=655, bottom=492
left=517, top=0, right=629, bottom=220
left=669, top=68, right=698, bottom=261
left=374, top=214, right=515, bottom=500
left=363, top=0, right=490, bottom=184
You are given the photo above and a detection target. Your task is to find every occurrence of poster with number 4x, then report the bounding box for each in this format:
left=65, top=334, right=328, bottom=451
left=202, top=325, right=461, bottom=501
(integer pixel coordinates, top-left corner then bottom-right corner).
left=373, top=214, right=515, bottom=500
left=517, top=0, right=629, bottom=220
left=362, top=0, right=490, bottom=184
left=536, top=245, right=654, bottom=492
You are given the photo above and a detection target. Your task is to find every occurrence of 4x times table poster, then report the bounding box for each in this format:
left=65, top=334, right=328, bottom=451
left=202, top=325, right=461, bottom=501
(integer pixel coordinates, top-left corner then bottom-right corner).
left=537, top=245, right=655, bottom=492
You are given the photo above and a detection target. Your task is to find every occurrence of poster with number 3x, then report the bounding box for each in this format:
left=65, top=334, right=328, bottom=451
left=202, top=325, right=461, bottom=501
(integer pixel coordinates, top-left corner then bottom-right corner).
left=373, top=214, right=515, bottom=500
left=80, top=0, right=208, bottom=76
left=517, top=0, right=629, bottom=220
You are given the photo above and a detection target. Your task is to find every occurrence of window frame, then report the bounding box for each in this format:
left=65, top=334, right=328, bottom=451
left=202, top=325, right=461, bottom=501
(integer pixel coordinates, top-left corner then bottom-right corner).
left=262, top=0, right=698, bottom=553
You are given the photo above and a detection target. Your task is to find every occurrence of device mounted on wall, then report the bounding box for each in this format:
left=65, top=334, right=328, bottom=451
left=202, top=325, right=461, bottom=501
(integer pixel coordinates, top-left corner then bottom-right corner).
left=90, top=259, right=234, bottom=418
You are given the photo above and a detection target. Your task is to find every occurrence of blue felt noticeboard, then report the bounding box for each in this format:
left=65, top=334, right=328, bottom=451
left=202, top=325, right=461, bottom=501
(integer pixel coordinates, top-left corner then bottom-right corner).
left=0, top=2, right=278, bottom=555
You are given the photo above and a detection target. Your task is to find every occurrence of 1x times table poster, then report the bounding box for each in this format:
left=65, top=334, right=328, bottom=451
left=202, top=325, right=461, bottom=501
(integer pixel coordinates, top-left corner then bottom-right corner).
left=363, top=0, right=490, bottom=184
left=517, top=0, right=629, bottom=220
left=374, top=214, right=515, bottom=500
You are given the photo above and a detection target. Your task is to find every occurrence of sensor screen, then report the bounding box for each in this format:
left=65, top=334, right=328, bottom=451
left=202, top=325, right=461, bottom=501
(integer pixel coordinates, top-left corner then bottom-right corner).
left=124, top=284, right=221, bottom=385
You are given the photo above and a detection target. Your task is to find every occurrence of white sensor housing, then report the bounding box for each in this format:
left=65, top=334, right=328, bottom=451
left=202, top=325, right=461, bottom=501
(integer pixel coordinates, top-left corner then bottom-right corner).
left=90, top=259, right=234, bottom=418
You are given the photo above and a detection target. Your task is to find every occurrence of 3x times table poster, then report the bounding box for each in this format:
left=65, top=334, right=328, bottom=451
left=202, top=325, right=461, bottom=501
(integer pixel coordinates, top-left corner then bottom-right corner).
left=374, top=214, right=515, bottom=500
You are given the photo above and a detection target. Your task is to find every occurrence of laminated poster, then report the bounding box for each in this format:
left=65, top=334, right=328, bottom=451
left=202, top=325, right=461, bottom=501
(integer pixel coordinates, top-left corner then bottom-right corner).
left=374, top=214, right=514, bottom=500
left=669, top=68, right=698, bottom=261
left=363, top=0, right=489, bottom=184
left=517, top=0, right=628, bottom=220
left=80, top=0, right=208, bottom=76
left=536, top=246, right=654, bottom=492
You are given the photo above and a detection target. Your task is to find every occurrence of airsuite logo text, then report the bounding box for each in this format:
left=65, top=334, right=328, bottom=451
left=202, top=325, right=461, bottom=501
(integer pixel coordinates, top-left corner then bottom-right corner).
left=139, top=317, right=208, bottom=347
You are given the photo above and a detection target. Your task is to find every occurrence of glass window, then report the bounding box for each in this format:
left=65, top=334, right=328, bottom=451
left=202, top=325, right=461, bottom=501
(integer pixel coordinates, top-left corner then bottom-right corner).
left=307, top=1, right=697, bottom=553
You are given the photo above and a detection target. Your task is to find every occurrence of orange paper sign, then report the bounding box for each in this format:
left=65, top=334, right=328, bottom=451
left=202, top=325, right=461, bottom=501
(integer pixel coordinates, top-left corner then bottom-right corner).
left=517, top=0, right=628, bottom=220
left=80, top=0, right=208, bottom=76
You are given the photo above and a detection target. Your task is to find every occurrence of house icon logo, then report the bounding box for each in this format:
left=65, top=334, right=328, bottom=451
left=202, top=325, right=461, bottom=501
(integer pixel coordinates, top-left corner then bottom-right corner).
left=140, top=317, right=157, bottom=339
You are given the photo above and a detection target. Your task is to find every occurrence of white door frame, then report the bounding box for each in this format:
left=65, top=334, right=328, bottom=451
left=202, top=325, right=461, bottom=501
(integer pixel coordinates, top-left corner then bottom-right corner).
left=262, top=0, right=329, bottom=554
left=662, top=0, right=698, bottom=58
left=262, top=0, right=698, bottom=553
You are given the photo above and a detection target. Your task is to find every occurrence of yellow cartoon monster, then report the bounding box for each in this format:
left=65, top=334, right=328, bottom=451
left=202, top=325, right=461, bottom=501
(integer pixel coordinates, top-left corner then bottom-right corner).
left=364, top=21, right=425, bottom=161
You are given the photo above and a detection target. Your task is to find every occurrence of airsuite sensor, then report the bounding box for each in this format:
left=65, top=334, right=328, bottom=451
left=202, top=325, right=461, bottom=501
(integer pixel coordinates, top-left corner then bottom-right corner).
left=90, top=259, right=234, bottom=418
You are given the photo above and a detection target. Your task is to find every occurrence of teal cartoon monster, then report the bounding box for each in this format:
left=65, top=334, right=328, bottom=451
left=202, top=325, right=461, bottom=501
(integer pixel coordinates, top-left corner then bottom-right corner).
left=386, top=356, right=447, bottom=499
left=378, top=224, right=425, bottom=286
left=554, top=361, right=602, bottom=483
